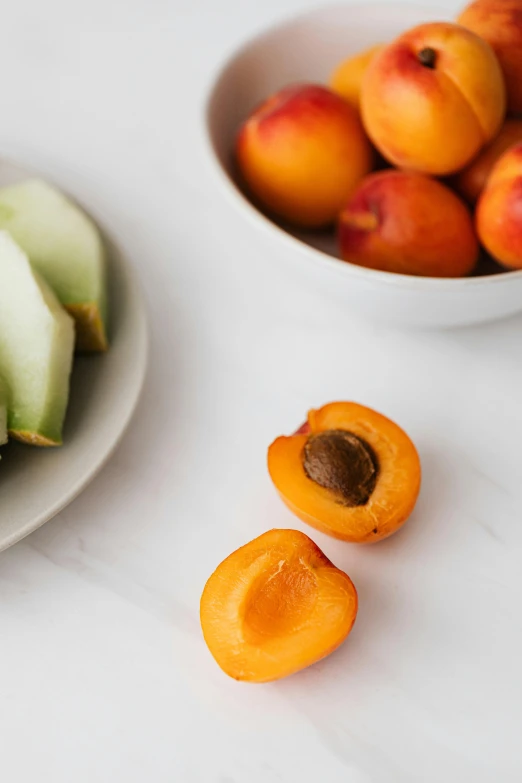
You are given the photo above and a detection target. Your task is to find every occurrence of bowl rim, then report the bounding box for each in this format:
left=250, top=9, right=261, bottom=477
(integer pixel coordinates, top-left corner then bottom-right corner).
left=202, top=1, right=522, bottom=291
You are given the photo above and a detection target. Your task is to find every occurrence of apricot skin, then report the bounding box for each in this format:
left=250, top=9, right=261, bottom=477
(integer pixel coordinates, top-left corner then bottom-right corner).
left=200, top=529, right=358, bottom=683
left=338, top=170, right=478, bottom=277
left=476, top=142, right=522, bottom=270
left=236, top=84, right=374, bottom=228
left=329, top=45, right=384, bottom=109
left=268, top=403, right=421, bottom=544
left=452, top=120, right=522, bottom=204
left=361, top=22, right=506, bottom=175
left=458, top=0, right=522, bottom=117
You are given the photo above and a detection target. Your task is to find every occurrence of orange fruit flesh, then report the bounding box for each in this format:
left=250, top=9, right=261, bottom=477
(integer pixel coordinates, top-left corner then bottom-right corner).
left=268, top=402, right=421, bottom=543
left=200, top=529, right=358, bottom=683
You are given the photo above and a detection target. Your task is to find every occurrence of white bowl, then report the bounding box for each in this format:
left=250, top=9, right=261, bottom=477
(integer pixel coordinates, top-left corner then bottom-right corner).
left=204, top=2, right=522, bottom=328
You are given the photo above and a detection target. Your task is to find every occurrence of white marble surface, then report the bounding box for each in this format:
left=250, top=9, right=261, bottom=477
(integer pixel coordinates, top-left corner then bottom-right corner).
left=1, top=0, right=521, bottom=780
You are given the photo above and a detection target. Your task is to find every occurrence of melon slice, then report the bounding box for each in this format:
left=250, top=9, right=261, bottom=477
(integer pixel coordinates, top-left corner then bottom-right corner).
left=0, top=178, right=107, bottom=351
left=0, top=231, right=74, bottom=446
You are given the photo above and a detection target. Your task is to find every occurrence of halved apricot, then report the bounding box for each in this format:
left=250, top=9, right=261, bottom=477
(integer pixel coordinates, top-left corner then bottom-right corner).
left=268, top=402, right=421, bottom=543
left=200, top=529, right=358, bottom=682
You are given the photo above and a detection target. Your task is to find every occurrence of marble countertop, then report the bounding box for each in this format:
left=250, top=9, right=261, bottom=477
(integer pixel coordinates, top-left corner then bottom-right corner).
left=1, top=0, right=521, bottom=780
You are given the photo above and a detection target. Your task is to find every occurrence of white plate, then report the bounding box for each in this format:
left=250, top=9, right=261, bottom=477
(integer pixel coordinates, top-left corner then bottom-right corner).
left=205, top=3, right=522, bottom=327
left=0, top=159, right=148, bottom=552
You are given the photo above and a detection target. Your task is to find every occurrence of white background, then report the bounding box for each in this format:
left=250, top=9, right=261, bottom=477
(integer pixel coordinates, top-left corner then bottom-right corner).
left=1, top=0, right=522, bottom=781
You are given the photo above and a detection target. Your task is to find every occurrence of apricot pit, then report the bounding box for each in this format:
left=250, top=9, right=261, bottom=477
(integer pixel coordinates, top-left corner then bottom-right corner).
left=303, top=430, right=379, bottom=507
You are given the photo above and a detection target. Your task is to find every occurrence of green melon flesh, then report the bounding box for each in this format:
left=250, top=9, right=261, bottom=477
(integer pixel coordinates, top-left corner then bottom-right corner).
left=0, top=377, right=7, bottom=447
left=0, top=231, right=74, bottom=446
left=0, top=178, right=107, bottom=351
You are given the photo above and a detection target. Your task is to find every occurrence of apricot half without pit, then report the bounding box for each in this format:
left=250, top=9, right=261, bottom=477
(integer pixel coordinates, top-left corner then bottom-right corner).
left=200, top=529, right=358, bottom=682
left=268, top=402, right=421, bottom=543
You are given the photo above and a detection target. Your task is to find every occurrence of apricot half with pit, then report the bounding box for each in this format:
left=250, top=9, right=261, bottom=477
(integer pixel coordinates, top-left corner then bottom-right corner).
left=268, top=402, right=421, bottom=543
left=200, top=529, right=358, bottom=682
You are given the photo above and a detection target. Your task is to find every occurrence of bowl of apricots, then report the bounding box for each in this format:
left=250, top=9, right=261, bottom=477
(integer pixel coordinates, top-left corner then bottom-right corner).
left=205, top=2, right=522, bottom=326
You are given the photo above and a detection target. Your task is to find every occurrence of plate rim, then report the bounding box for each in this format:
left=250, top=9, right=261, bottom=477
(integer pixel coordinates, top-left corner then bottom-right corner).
left=0, top=157, right=149, bottom=552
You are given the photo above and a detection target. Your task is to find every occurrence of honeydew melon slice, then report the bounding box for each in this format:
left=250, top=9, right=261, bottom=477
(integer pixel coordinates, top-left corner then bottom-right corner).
left=0, top=231, right=74, bottom=446
left=0, top=178, right=107, bottom=351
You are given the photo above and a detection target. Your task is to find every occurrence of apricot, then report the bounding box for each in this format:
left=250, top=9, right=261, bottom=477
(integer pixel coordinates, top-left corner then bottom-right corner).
left=338, top=170, right=479, bottom=277
left=329, top=45, right=384, bottom=110
left=453, top=119, right=522, bottom=204
left=458, top=0, right=522, bottom=117
left=268, top=402, right=421, bottom=543
left=236, top=84, right=374, bottom=228
left=200, top=529, right=358, bottom=682
left=361, top=22, right=506, bottom=175
left=476, top=142, right=522, bottom=269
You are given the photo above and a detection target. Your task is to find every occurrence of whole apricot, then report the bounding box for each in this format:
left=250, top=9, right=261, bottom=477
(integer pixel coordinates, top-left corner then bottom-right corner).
left=458, top=0, right=522, bottom=117
left=361, top=22, right=506, bottom=175
left=338, top=170, right=478, bottom=277
left=453, top=119, right=522, bottom=204
left=236, top=84, right=374, bottom=228
left=476, top=142, right=522, bottom=269
left=200, top=529, right=358, bottom=682
left=329, top=44, right=384, bottom=109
